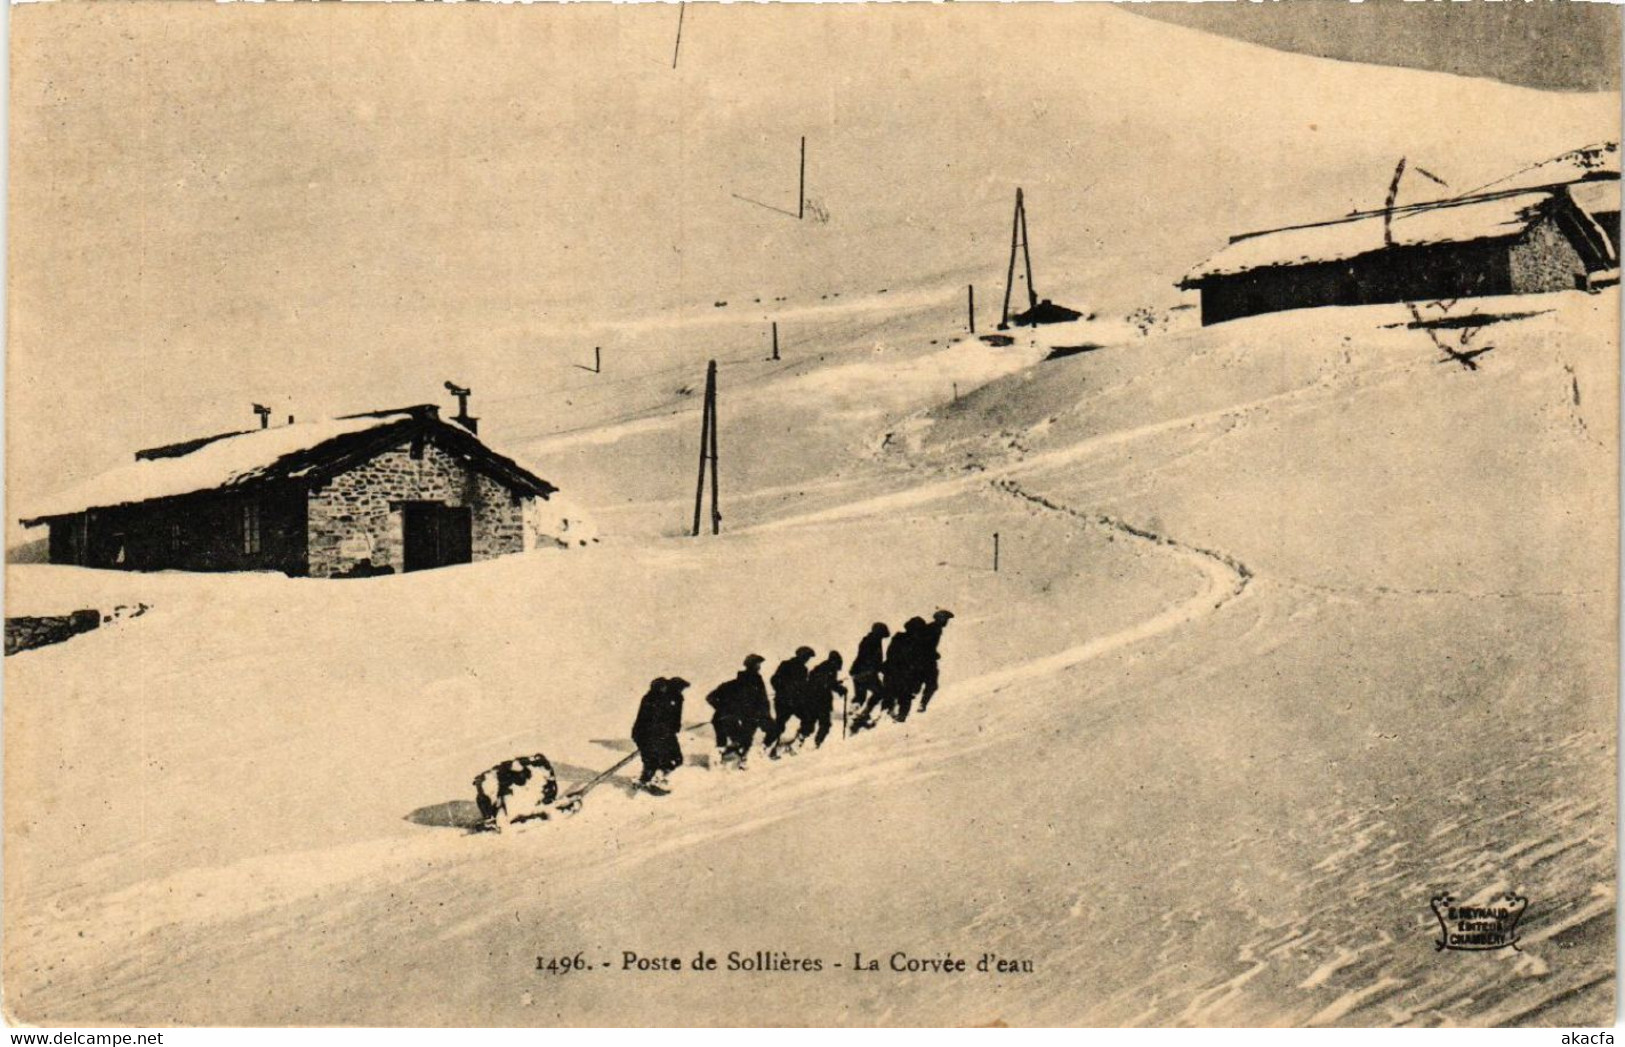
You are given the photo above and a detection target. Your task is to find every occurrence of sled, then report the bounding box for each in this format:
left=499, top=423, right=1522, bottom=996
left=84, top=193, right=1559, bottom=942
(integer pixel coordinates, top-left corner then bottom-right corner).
left=472, top=752, right=560, bottom=833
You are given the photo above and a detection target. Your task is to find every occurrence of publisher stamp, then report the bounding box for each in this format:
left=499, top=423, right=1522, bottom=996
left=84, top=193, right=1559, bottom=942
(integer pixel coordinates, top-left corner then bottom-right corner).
left=1430, top=892, right=1528, bottom=952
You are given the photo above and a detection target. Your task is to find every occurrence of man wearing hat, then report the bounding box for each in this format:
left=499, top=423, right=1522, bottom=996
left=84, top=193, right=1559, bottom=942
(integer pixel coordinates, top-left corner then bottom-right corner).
left=705, top=655, right=771, bottom=769
left=885, top=617, right=929, bottom=721
left=798, top=650, right=847, bottom=749
left=769, top=646, right=817, bottom=757
left=916, top=610, right=955, bottom=713
left=848, top=622, right=891, bottom=733
left=632, top=677, right=688, bottom=794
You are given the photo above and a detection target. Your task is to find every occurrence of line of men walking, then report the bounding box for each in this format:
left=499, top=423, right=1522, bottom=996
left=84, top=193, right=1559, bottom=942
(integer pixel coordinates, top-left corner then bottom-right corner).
left=629, top=609, right=954, bottom=793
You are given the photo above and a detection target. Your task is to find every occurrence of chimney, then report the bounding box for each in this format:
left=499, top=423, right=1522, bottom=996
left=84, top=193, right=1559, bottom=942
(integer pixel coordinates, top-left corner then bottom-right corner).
left=443, top=381, right=479, bottom=435
left=252, top=404, right=271, bottom=429
left=287, top=415, right=295, bottom=425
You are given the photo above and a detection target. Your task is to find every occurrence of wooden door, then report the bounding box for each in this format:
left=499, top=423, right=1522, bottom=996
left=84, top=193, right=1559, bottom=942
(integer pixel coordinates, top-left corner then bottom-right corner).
left=438, top=505, right=473, bottom=567
left=402, top=502, right=473, bottom=573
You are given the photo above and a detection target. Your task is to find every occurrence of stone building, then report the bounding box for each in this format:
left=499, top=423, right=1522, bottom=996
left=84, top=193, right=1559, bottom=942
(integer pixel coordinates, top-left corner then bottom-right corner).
left=1180, top=178, right=1619, bottom=326
left=20, top=405, right=566, bottom=577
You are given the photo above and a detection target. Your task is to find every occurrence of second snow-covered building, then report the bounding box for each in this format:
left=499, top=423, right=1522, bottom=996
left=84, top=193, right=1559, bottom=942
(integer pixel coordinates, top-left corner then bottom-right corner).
left=1180, top=180, right=1619, bottom=325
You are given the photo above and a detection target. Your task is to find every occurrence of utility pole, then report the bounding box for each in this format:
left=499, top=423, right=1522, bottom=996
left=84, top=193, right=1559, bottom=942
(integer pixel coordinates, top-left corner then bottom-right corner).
left=993, top=532, right=1000, bottom=572
left=707, top=364, right=719, bottom=535
left=671, top=3, right=685, bottom=70
left=692, top=360, right=721, bottom=536
left=771, top=322, right=780, bottom=361
left=1000, top=188, right=1039, bottom=329
left=968, top=284, right=976, bottom=333
left=798, top=137, right=806, bottom=221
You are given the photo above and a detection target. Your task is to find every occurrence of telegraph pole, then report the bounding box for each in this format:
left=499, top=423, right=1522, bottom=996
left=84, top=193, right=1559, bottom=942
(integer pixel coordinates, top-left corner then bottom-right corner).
left=692, top=361, right=721, bottom=536
left=798, top=137, right=806, bottom=221
left=1000, top=188, right=1038, bottom=329
left=708, top=365, right=720, bottom=535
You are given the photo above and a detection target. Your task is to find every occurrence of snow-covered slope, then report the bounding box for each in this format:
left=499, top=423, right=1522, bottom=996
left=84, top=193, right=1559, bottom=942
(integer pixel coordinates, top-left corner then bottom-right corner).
left=8, top=3, right=1619, bottom=515
left=6, top=286, right=1614, bottom=1025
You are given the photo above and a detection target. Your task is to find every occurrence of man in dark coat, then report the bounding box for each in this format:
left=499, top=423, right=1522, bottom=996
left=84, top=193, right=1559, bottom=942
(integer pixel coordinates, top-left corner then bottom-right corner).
left=633, top=677, right=689, bottom=792
left=798, top=651, right=847, bottom=749
left=916, top=610, right=954, bottom=713
left=706, top=655, right=771, bottom=769
left=848, top=623, right=890, bottom=733
left=885, top=616, right=929, bottom=722
left=769, top=646, right=816, bottom=757
left=632, top=678, right=670, bottom=788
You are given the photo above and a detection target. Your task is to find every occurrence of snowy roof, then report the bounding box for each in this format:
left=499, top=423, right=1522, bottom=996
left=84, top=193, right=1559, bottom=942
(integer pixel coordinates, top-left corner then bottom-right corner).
left=22, top=406, right=557, bottom=525
left=1183, top=190, right=1563, bottom=283
left=1483, top=142, right=1619, bottom=196
left=1568, top=178, right=1620, bottom=216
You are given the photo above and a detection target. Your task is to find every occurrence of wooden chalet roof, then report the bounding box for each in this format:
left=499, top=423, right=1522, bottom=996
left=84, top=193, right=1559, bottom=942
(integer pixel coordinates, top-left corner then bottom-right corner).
left=21, top=405, right=557, bottom=526
left=1181, top=181, right=1618, bottom=286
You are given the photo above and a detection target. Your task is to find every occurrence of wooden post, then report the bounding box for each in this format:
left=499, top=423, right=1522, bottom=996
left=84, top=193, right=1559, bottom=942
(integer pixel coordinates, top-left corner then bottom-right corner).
left=1001, top=191, right=1020, bottom=328
left=671, top=3, right=685, bottom=70
left=1019, top=193, right=1037, bottom=312
left=594, top=346, right=602, bottom=374
left=993, top=532, right=1000, bottom=572
left=798, top=137, right=806, bottom=221
left=1000, top=188, right=1037, bottom=329
left=968, top=284, right=976, bottom=333
left=707, top=361, right=720, bottom=535
left=771, top=322, right=780, bottom=361
left=692, top=369, right=712, bottom=537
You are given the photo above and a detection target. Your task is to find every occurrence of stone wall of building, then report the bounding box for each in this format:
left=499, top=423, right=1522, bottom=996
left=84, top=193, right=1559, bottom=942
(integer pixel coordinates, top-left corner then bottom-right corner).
left=307, top=437, right=528, bottom=578
left=5, top=609, right=100, bottom=656
left=1509, top=215, right=1587, bottom=293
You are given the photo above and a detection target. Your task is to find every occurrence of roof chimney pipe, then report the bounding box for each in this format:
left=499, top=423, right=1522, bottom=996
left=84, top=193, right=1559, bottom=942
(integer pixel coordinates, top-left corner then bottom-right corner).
left=444, top=381, right=479, bottom=435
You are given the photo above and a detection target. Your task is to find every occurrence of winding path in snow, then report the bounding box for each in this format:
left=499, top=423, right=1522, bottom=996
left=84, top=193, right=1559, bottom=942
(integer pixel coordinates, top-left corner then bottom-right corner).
left=953, top=479, right=1253, bottom=699
left=740, top=362, right=1291, bottom=693
left=750, top=350, right=1414, bottom=537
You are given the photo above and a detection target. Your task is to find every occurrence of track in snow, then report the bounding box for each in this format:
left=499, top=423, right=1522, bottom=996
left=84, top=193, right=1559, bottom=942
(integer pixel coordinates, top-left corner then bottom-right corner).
left=953, top=479, right=1254, bottom=699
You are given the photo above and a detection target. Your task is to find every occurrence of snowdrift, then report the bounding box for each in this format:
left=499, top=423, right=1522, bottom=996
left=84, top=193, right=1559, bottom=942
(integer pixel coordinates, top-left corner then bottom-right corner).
left=6, top=288, right=1615, bottom=1025
left=9, top=3, right=1618, bottom=518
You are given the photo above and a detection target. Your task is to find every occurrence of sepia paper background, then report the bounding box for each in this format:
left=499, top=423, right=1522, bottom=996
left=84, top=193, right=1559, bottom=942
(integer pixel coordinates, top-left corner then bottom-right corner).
left=5, top=0, right=1620, bottom=1027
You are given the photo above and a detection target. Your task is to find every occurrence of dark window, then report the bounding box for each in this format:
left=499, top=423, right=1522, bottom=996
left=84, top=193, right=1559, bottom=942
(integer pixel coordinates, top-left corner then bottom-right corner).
left=242, top=500, right=262, bottom=555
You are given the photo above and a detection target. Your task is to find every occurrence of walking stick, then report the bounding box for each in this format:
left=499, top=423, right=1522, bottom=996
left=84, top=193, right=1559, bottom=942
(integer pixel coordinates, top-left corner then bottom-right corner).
left=556, top=751, right=641, bottom=814
left=558, top=721, right=714, bottom=814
